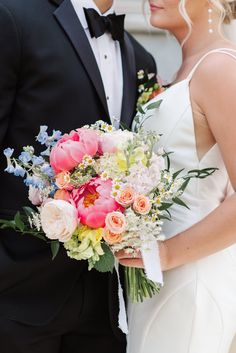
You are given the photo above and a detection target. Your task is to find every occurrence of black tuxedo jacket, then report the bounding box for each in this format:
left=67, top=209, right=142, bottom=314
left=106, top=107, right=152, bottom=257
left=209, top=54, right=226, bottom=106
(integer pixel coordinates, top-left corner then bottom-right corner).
left=0, top=0, right=156, bottom=338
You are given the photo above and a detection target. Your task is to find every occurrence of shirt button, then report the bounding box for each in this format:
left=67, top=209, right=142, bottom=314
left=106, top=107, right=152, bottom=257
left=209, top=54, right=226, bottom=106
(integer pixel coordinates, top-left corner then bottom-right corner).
left=106, top=96, right=109, bottom=101
left=104, top=54, right=108, bottom=59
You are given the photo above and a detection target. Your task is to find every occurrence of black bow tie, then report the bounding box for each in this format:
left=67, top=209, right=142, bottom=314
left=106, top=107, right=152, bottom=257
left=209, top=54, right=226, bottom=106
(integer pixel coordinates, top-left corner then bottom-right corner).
left=83, top=8, right=125, bottom=42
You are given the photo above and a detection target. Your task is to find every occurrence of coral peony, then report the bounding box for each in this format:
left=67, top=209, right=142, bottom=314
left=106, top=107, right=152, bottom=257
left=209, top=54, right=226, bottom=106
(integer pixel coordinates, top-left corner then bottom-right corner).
left=50, top=128, right=99, bottom=174
left=71, top=177, right=122, bottom=229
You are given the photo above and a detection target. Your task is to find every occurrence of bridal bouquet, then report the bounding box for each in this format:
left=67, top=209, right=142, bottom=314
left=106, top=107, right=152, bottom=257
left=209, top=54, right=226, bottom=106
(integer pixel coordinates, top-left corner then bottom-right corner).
left=1, top=119, right=216, bottom=303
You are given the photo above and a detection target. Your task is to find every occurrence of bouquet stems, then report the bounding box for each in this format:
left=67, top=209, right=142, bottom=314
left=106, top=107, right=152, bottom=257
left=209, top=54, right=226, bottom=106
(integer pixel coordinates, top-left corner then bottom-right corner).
left=125, top=267, right=161, bottom=303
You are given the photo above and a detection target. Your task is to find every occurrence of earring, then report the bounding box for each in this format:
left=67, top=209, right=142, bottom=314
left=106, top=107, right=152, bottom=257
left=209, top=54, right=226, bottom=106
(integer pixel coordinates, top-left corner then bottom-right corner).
left=208, top=5, right=213, bottom=34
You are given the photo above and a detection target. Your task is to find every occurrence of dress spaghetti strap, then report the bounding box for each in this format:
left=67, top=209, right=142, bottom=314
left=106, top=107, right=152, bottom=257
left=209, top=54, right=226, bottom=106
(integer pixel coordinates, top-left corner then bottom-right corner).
left=186, top=47, right=236, bottom=81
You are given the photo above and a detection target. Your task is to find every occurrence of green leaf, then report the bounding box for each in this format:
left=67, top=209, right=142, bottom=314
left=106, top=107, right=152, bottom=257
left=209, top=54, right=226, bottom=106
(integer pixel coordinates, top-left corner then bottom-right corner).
left=94, top=243, right=115, bottom=273
left=173, top=197, right=190, bottom=209
left=119, top=121, right=131, bottom=131
left=0, top=219, right=16, bottom=230
left=159, top=215, right=171, bottom=221
left=23, top=206, right=35, bottom=217
left=50, top=241, right=60, bottom=260
left=173, top=168, right=185, bottom=180
left=14, top=212, right=25, bottom=232
left=146, top=99, right=163, bottom=111
left=137, top=105, right=146, bottom=115
left=179, top=178, right=190, bottom=192
left=187, top=167, right=218, bottom=179
left=159, top=202, right=173, bottom=211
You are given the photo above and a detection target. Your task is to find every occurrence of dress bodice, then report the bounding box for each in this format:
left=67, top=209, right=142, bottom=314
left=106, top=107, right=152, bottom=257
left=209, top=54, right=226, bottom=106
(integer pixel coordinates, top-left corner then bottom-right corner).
left=135, top=48, right=236, bottom=238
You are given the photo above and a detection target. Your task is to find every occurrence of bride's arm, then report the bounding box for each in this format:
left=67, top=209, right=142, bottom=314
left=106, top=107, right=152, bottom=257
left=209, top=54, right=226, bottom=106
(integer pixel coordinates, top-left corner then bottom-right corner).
left=117, top=53, right=236, bottom=271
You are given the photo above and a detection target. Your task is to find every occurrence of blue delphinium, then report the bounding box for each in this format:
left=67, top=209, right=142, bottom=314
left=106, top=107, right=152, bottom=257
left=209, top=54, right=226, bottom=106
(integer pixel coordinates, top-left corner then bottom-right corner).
left=13, top=164, right=26, bottom=177
left=4, top=148, right=14, bottom=158
left=19, top=151, right=32, bottom=164
left=32, top=156, right=45, bottom=166
left=36, top=126, right=49, bottom=145
left=36, top=126, right=62, bottom=148
left=41, top=164, right=54, bottom=178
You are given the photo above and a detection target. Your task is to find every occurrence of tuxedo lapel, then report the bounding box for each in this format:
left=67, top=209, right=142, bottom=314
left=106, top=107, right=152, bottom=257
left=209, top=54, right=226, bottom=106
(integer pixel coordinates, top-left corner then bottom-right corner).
left=52, top=0, right=109, bottom=117
left=120, top=33, right=137, bottom=128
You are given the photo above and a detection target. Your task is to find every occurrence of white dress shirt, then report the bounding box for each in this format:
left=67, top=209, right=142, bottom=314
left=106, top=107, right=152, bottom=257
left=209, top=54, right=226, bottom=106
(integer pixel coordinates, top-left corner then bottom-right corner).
left=70, top=0, right=123, bottom=125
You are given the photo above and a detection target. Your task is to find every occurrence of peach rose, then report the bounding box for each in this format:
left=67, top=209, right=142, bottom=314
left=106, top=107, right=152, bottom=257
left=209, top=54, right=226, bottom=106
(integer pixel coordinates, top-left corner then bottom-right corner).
left=116, top=187, right=135, bottom=207
left=105, top=211, right=127, bottom=234
left=55, top=171, right=71, bottom=190
left=103, top=229, right=123, bottom=245
left=54, top=189, right=71, bottom=202
left=133, top=195, right=151, bottom=215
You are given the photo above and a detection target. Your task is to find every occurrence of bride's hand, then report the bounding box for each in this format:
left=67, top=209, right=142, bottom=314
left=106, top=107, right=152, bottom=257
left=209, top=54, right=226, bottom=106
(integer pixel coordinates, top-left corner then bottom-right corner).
left=115, top=241, right=168, bottom=270
left=115, top=249, right=144, bottom=268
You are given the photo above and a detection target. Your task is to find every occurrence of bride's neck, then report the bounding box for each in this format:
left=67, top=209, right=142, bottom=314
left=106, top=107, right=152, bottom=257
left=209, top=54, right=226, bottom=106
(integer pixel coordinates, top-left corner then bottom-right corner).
left=181, top=31, right=228, bottom=60
left=172, top=16, right=229, bottom=60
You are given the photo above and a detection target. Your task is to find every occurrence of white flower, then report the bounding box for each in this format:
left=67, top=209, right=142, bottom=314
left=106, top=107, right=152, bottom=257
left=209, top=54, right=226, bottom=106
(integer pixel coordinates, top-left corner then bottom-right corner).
left=99, top=130, right=134, bottom=154
left=40, top=200, right=77, bottom=242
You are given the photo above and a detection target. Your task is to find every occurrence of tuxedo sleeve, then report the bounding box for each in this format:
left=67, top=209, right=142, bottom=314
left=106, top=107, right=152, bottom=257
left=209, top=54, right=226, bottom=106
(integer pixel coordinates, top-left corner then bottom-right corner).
left=0, top=3, right=21, bottom=147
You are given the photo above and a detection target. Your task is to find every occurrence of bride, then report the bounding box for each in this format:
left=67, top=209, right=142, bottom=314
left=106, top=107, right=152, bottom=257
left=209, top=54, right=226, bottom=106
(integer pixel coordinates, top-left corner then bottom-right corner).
left=117, top=1, right=236, bottom=352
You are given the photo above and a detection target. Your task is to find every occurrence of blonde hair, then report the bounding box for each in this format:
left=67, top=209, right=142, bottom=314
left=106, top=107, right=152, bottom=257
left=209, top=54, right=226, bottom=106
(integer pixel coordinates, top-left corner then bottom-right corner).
left=179, top=0, right=236, bottom=45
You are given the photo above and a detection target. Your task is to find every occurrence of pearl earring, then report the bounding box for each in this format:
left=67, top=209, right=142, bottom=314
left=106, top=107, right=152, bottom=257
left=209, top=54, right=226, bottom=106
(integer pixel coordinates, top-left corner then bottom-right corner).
left=208, top=6, right=213, bottom=34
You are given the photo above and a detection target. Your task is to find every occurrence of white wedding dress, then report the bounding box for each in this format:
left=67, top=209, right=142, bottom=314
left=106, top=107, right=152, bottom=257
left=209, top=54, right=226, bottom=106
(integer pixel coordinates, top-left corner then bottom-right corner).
left=128, top=49, right=236, bottom=353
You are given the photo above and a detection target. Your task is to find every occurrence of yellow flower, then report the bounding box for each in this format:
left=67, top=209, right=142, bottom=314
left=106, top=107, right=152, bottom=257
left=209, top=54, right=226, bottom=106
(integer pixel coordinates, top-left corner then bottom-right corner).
left=116, top=151, right=128, bottom=172
left=130, top=147, right=147, bottom=166
left=77, top=226, right=102, bottom=244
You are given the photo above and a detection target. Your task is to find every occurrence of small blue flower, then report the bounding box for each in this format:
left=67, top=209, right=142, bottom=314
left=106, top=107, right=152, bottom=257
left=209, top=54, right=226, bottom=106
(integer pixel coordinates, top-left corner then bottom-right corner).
left=36, top=126, right=49, bottom=145
left=32, top=156, right=45, bottom=165
left=24, top=175, right=45, bottom=189
left=52, top=130, right=62, bottom=141
left=14, top=165, right=26, bottom=177
left=40, top=147, right=50, bottom=157
left=19, top=151, right=32, bottom=164
left=41, top=164, right=54, bottom=178
left=3, top=148, right=14, bottom=158
left=24, top=176, right=33, bottom=187
left=4, top=165, right=15, bottom=174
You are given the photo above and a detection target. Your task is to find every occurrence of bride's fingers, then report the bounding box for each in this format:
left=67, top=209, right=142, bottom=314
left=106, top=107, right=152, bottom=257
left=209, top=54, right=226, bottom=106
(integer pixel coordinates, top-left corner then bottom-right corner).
left=119, top=258, right=144, bottom=268
left=115, top=250, right=142, bottom=259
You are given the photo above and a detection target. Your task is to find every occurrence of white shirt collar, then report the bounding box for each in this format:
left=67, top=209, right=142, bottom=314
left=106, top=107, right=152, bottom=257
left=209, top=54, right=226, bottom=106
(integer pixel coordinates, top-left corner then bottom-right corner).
left=71, top=0, right=115, bottom=30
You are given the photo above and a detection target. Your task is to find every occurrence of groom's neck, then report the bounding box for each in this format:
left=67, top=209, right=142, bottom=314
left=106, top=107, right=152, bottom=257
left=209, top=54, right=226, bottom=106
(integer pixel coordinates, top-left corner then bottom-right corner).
left=93, top=0, right=113, bottom=14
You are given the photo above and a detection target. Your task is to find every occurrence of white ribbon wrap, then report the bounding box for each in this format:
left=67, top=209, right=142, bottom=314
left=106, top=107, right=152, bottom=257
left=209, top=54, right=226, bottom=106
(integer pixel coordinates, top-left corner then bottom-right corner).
left=114, top=259, right=129, bottom=334
left=140, top=234, right=163, bottom=285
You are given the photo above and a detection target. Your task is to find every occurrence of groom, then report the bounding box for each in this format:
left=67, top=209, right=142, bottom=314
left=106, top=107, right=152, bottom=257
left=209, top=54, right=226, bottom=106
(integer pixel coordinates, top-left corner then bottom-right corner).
left=0, top=0, right=156, bottom=352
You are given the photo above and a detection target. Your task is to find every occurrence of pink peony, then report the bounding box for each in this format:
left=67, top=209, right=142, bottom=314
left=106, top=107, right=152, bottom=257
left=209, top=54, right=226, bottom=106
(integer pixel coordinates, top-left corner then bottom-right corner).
left=70, top=177, right=123, bottom=229
left=50, top=128, right=99, bottom=174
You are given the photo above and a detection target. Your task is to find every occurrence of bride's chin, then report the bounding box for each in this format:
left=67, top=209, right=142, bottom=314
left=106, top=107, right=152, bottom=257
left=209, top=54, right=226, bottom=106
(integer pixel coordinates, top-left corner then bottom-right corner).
left=150, top=17, right=169, bottom=31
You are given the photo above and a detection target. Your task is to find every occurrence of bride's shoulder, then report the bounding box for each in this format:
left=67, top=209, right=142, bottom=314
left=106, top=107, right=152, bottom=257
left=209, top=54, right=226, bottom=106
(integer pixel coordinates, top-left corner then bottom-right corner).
left=193, top=47, right=236, bottom=91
